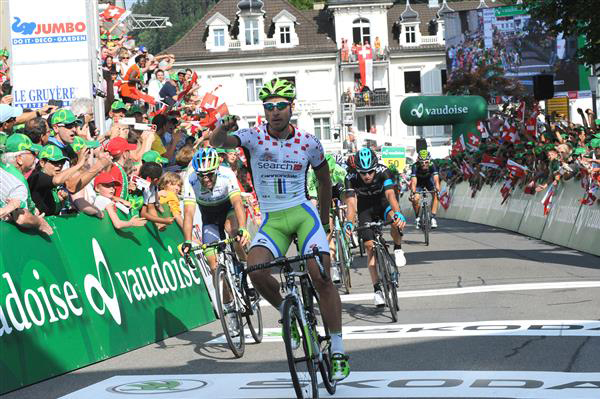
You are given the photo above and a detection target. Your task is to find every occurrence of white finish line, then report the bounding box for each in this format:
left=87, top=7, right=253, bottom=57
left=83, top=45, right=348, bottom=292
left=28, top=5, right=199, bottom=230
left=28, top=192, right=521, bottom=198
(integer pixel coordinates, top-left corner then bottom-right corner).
left=258, top=281, right=600, bottom=306
left=60, top=371, right=600, bottom=398
left=206, top=320, right=600, bottom=344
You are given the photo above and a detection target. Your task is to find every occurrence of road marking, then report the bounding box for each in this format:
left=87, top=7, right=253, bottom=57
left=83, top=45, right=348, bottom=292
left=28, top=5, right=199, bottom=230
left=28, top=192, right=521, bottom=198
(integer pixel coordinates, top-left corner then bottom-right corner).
left=259, top=281, right=600, bottom=306
left=206, top=320, right=600, bottom=344
left=61, top=371, right=600, bottom=398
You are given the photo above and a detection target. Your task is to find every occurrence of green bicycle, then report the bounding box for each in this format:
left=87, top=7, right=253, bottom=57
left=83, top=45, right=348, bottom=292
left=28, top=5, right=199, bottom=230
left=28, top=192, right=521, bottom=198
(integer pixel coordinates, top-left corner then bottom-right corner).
left=331, top=200, right=353, bottom=294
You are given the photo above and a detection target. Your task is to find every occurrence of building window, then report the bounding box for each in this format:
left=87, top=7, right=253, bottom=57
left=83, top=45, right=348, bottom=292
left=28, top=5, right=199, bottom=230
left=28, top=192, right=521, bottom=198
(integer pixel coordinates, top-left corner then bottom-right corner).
left=248, top=121, right=256, bottom=128
left=357, top=114, right=375, bottom=133
left=214, top=28, right=225, bottom=47
left=407, top=125, right=423, bottom=137
left=405, top=25, right=416, bottom=44
left=404, top=71, right=421, bottom=93
left=352, top=18, right=371, bottom=45
left=246, top=78, right=263, bottom=102
left=280, top=26, right=291, bottom=44
left=245, top=19, right=259, bottom=45
left=314, top=117, right=331, bottom=141
left=441, top=69, right=447, bottom=93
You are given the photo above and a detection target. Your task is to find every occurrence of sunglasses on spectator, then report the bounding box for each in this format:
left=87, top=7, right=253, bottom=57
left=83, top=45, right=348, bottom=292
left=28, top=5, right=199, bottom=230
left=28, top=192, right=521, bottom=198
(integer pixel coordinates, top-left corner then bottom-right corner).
left=359, top=170, right=375, bottom=176
left=60, top=122, right=79, bottom=129
left=263, top=101, right=291, bottom=111
left=47, top=159, right=66, bottom=166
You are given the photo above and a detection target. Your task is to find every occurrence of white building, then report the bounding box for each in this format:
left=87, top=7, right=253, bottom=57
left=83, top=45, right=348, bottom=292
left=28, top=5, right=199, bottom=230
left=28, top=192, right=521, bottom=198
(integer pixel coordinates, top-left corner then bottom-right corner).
left=166, top=0, right=500, bottom=156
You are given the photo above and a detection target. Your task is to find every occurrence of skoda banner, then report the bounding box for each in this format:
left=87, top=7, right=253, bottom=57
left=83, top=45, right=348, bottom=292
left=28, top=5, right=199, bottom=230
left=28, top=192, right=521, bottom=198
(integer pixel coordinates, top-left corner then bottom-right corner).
left=400, top=95, right=488, bottom=142
left=8, top=0, right=97, bottom=109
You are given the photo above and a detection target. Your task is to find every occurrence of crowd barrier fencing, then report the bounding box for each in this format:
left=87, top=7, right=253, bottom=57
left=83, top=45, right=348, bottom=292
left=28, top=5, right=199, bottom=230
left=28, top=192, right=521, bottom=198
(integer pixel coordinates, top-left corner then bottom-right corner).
left=433, top=179, right=600, bottom=257
left=0, top=211, right=216, bottom=394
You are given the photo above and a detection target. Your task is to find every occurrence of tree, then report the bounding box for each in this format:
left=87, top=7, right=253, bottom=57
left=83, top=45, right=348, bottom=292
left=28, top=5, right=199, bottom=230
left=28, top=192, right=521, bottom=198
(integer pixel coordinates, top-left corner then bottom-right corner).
left=521, top=0, right=600, bottom=69
left=445, top=64, right=525, bottom=102
left=130, top=0, right=216, bottom=54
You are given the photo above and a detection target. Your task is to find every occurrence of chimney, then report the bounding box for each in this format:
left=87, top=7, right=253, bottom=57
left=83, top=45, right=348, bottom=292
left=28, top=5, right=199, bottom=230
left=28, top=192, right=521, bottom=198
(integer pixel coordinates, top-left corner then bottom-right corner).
left=428, top=0, right=439, bottom=7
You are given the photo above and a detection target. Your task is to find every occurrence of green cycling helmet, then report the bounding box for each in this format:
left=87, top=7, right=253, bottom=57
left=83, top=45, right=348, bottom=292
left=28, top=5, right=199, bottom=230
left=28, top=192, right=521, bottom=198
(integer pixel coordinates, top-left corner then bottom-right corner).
left=417, top=149, right=431, bottom=161
left=258, top=78, right=296, bottom=102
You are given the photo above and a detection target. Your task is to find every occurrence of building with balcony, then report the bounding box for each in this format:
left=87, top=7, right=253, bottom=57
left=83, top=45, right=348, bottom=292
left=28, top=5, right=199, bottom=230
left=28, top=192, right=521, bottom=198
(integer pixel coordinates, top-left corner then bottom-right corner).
left=166, top=0, right=500, bottom=156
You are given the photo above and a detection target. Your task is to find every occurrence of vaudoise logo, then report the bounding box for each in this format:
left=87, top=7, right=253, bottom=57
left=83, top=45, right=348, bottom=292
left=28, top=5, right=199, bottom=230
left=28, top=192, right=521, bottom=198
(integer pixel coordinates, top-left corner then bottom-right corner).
left=0, top=239, right=205, bottom=337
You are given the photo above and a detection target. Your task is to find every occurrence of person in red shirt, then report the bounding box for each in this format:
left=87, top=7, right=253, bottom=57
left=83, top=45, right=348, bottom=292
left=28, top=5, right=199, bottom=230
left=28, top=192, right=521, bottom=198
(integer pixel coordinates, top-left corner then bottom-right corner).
left=105, top=137, right=137, bottom=199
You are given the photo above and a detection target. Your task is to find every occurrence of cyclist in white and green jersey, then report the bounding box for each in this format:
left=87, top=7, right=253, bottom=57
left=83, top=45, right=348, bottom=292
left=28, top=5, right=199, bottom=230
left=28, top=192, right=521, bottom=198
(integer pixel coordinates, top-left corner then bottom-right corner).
left=209, top=78, right=349, bottom=381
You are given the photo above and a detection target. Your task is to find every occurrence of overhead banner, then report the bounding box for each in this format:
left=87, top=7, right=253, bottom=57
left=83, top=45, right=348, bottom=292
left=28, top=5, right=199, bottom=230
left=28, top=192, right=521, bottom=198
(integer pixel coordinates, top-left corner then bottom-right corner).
left=0, top=214, right=215, bottom=394
left=9, top=0, right=95, bottom=108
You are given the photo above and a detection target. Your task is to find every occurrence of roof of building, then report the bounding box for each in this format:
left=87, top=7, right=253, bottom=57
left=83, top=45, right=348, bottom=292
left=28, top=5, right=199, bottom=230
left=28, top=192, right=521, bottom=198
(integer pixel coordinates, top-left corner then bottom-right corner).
left=164, top=0, right=336, bottom=62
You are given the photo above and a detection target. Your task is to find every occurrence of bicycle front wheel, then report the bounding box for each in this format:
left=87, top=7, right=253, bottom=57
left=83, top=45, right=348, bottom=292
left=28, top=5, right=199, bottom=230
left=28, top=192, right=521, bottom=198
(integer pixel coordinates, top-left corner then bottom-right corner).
left=375, top=246, right=398, bottom=323
left=214, top=264, right=245, bottom=358
left=383, top=247, right=400, bottom=317
left=335, top=232, right=351, bottom=294
left=245, top=294, right=263, bottom=343
left=282, top=298, right=318, bottom=399
left=421, top=205, right=430, bottom=246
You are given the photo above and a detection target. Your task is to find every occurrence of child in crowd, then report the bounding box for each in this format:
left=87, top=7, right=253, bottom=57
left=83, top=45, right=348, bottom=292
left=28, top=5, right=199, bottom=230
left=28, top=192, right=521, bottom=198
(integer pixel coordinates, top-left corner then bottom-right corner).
left=139, top=161, right=174, bottom=230
left=93, top=171, right=147, bottom=229
left=158, top=172, right=183, bottom=228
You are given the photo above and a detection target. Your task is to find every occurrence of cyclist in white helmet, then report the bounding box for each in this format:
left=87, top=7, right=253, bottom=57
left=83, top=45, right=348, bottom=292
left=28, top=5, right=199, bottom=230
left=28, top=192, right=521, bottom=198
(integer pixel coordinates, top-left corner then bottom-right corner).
left=180, top=148, right=251, bottom=272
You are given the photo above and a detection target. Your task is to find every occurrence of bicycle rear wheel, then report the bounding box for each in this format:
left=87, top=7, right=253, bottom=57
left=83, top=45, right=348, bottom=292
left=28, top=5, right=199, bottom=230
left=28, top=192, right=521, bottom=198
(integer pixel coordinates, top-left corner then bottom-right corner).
left=214, top=264, right=245, bottom=358
left=282, top=298, right=318, bottom=399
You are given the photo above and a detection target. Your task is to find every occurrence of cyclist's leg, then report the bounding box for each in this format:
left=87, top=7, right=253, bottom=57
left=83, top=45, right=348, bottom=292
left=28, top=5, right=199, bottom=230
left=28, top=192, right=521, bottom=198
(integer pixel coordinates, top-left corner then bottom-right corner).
left=357, top=201, right=379, bottom=285
left=383, top=202, right=403, bottom=247
left=247, top=210, right=292, bottom=309
left=411, top=191, right=421, bottom=218
left=224, top=209, right=247, bottom=262
left=296, top=202, right=341, bottom=332
left=201, top=223, right=221, bottom=272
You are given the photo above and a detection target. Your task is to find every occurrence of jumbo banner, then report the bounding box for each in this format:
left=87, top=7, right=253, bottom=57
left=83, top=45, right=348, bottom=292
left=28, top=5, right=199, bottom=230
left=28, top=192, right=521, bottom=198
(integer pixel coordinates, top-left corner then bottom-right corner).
left=8, top=0, right=95, bottom=108
left=0, top=214, right=215, bottom=394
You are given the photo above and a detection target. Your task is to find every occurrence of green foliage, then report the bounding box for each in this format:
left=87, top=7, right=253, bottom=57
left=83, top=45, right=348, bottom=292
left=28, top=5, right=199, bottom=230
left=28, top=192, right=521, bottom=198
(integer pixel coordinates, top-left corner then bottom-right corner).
left=522, top=0, right=600, bottom=68
left=130, top=0, right=216, bottom=54
left=288, top=0, right=314, bottom=10
left=445, top=64, right=525, bottom=101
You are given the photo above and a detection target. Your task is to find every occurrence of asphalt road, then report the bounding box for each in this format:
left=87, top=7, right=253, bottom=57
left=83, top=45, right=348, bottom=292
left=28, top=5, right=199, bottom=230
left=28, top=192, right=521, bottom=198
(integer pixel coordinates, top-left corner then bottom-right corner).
left=5, top=218, right=600, bottom=399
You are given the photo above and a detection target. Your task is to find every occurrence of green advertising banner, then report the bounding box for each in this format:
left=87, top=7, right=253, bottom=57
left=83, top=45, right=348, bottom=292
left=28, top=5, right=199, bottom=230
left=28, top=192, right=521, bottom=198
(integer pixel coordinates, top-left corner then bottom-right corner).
left=381, top=146, right=406, bottom=171
left=0, top=213, right=215, bottom=394
left=399, top=95, right=488, bottom=142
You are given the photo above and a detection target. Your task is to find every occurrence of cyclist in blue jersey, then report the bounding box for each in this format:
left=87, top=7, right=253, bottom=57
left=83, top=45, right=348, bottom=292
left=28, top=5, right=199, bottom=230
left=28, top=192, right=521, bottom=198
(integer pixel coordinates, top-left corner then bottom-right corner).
left=209, top=78, right=349, bottom=381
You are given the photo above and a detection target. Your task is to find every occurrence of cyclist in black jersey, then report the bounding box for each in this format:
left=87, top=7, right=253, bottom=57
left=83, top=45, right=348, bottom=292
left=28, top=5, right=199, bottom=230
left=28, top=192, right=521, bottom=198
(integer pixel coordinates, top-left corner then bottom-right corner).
left=343, top=147, right=406, bottom=307
left=409, top=149, right=441, bottom=228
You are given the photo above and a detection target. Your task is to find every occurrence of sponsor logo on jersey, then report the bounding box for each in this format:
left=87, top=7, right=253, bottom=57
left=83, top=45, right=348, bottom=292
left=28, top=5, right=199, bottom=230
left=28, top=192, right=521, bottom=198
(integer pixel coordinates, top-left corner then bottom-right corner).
left=257, top=161, right=302, bottom=171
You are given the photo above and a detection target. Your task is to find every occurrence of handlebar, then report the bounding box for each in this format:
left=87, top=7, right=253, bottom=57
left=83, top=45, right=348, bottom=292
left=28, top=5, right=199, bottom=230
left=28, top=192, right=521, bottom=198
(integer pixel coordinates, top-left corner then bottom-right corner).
left=355, top=219, right=394, bottom=232
left=187, top=231, right=242, bottom=254
left=242, top=247, right=329, bottom=281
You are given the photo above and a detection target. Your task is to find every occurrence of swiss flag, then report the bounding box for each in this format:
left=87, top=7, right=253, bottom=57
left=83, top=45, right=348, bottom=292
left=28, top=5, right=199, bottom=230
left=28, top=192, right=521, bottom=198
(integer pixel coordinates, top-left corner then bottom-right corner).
left=524, top=180, right=536, bottom=195
left=481, top=154, right=504, bottom=169
left=477, top=121, right=489, bottom=139
left=357, top=45, right=373, bottom=89
left=439, top=191, right=451, bottom=210
left=200, top=91, right=219, bottom=110
left=506, top=159, right=528, bottom=177
left=541, top=185, right=555, bottom=216
left=467, top=132, right=480, bottom=151
left=451, top=135, right=466, bottom=156
left=176, top=72, right=198, bottom=102
left=515, top=101, right=526, bottom=123
left=501, top=120, right=520, bottom=144
left=460, top=161, right=474, bottom=179
left=500, top=178, right=513, bottom=204
left=525, top=117, right=537, bottom=138
left=125, top=87, right=156, bottom=105
left=101, top=5, right=128, bottom=21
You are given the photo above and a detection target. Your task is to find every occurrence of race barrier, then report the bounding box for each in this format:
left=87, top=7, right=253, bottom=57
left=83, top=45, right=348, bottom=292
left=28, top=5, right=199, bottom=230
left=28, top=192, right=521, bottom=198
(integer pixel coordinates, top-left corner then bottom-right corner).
left=0, top=212, right=216, bottom=394
left=435, top=180, right=600, bottom=256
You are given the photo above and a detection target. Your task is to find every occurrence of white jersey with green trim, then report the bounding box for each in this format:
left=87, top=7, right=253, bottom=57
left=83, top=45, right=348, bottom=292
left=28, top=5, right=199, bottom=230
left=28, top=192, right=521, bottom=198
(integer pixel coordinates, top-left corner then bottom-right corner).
left=183, top=165, right=240, bottom=207
left=233, top=123, right=326, bottom=212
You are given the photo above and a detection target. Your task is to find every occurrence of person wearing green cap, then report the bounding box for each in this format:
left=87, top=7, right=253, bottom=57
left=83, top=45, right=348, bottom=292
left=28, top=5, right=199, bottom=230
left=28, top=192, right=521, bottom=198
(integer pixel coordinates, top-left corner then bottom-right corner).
left=1, top=134, right=42, bottom=214
left=48, top=109, right=83, bottom=160
left=142, top=150, right=168, bottom=164
left=27, top=144, right=89, bottom=216
left=105, top=100, right=129, bottom=131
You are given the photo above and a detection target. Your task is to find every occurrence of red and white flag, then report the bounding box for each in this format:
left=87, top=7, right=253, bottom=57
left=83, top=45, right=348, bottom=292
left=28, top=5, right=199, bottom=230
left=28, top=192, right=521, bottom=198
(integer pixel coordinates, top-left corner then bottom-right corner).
left=501, top=120, right=520, bottom=144
left=515, top=101, right=526, bottom=123
left=580, top=176, right=598, bottom=206
left=506, top=159, right=528, bottom=177
left=461, top=161, right=474, bottom=179
left=524, top=180, right=536, bottom=195
left=500, top=178, right=513, bottom=204
left=200, top=91, right=219, bottom=110
left=451, top=135, right=466, bottom=156
left=101, top=5, right=129, bottom=21
left=176, top=72, right=198, bottom=102
left=257, top=115, right=263, bottom=125
left=477, top=121, right=489, bottom=139
left=466, top=132, right=480, bottom=151
left=357, top=45, right=373, bottom=89
left=541, top=185, right=555, bottom=216
left=481, top=154, right=504, bottom=169
left=439, top=190, right=451, bottom=210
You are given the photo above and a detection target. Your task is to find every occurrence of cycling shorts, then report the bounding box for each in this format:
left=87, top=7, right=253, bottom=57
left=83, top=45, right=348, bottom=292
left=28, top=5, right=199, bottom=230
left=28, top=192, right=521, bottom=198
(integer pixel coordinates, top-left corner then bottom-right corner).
left=415, top=176, right=435, bottom=192
left=251, top=201, right=329, bottom=257
left=201, top=202, right=235, bottom=256
left=357, top=195, right=392, bottom=242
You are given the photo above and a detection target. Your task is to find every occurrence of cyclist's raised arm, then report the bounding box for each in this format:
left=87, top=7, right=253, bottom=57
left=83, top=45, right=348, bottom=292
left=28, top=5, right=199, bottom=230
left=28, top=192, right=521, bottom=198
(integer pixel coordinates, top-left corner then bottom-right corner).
left=209, top=115, right=241, bottom=149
